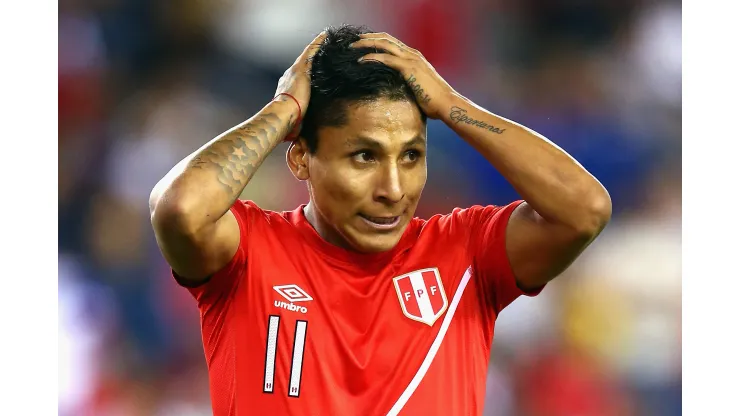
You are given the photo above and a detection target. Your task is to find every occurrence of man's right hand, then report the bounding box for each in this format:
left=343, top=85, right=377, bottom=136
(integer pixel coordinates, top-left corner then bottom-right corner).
left=274, top=31, right=327, bottom=137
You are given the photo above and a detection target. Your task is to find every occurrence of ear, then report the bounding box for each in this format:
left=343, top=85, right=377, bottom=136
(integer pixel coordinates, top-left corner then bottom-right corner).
left=286, top=138, right=310, bottom=181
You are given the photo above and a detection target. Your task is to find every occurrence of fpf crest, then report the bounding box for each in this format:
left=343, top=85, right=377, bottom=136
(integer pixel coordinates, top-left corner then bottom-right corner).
left=393, top=268, right=448, bottom=326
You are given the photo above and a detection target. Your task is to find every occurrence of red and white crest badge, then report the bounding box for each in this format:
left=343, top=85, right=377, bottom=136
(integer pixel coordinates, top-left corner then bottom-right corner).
left=393, top=268, right=449, bottom=326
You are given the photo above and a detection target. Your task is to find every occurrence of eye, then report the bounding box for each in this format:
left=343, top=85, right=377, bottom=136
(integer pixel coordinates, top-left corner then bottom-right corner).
left=403, top=150, right=421, bottom=163
left=351, top=151, right=375, bottom=163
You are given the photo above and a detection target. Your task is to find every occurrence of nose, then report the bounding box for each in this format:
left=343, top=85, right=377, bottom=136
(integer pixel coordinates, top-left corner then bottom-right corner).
left=374, top=162, right=405, bottom=204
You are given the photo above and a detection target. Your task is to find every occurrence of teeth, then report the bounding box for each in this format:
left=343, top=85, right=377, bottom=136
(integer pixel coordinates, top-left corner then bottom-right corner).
left=365, top=216, right=397, bottom=224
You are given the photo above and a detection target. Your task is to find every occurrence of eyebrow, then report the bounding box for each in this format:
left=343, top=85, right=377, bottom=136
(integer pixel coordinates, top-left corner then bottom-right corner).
left=346, top=134, right=427, bottom=150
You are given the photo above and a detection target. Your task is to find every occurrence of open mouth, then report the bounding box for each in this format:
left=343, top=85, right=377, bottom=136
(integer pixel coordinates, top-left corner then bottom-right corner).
left=359, top=214, right=402, bottom=229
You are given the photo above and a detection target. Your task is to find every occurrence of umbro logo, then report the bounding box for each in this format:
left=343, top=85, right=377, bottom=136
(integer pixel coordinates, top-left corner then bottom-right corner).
left=274, top=284, right=313, bottom=302
left=273, top=284, right=312, bottom=314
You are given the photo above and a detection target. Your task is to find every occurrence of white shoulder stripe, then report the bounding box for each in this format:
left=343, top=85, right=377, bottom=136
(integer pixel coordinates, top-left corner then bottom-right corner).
left=385, top=267, right=473, bottom=416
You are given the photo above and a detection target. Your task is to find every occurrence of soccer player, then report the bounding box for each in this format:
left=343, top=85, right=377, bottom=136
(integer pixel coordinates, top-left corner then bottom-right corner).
left=150, top=26, right=611, bottom=416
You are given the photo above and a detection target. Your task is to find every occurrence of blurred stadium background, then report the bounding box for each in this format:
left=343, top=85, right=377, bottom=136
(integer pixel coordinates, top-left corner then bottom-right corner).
left=58, top=0, right=681, bottom=414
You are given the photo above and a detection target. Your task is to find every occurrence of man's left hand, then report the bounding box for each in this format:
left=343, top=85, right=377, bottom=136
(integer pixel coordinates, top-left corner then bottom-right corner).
left=351, top=32, right=456, bottom=120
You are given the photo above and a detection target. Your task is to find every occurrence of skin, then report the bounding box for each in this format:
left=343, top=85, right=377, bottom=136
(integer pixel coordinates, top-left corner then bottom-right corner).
left=287, top=98, right=427, bottom=253
left=150, top=29, right=612, bottom=293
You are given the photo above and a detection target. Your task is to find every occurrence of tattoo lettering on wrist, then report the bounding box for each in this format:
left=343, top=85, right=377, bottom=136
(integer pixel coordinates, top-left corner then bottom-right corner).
left=449, top=106, right=506, bottom=134
left=407, top=74, right=432, bottom=105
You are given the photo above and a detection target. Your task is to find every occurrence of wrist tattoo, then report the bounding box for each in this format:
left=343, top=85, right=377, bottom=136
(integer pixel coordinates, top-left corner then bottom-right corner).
left=407, top=74, right=432, bottom=105
left=449, top=106, right=506, bottom=134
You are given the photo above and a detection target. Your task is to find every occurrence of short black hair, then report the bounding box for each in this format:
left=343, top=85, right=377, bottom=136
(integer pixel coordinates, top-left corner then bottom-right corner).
left=300, top=24, right=427, bottom=153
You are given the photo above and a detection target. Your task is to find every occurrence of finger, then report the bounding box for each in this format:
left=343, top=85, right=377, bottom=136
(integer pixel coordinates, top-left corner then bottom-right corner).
left=296, top=31, right=328, bottom=63
left=359, top=32, right=401, bottom=43
left=357, top=53, right=407, bottom=73
left=351, top=37, right=409, bottom=58
left=306, top=31, right=328, bottom=53
left=359, top=32, right=410, bottom=48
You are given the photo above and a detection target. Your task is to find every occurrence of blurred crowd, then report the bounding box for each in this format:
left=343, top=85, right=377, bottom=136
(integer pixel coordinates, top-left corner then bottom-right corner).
left=58, top=0, right=681, bottom=414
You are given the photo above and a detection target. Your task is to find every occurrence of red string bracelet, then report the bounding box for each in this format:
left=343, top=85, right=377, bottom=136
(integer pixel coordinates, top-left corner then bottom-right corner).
left=274, top=93, right=302, bottom=142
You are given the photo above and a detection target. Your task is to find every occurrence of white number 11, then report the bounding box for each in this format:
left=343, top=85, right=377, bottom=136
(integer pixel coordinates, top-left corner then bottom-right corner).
left=263, top=315, right=308, bottom=398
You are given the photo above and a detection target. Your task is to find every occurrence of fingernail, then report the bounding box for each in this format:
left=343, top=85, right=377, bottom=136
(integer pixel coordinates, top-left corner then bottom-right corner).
left=357, top=57, right=364, bottom=62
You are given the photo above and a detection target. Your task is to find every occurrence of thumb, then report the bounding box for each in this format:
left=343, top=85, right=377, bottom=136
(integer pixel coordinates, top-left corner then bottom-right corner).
left=296, top=31, right=328, bottom=66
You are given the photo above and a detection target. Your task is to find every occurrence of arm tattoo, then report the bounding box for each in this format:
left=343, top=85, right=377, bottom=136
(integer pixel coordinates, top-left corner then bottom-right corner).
left=449, top=106, right=506, bottom=134
left=407, top=74, right=432, bottom=105
left=190, top=112, right=293, bottom=196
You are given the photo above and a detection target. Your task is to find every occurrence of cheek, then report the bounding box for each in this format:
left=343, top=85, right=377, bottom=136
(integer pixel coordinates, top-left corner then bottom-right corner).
left=404, top=166, right=427, bottom=198
left=312, top=167, right=368, bottom=211
left=326, top=176, right=361, bottom=202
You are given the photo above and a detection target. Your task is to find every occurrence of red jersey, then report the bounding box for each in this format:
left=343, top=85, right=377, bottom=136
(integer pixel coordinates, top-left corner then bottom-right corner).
left=176, top=200, right=543, bottom=416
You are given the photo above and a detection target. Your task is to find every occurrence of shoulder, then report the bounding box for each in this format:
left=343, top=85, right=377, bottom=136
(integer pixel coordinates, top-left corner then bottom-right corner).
left=411, top=204, right=509, bottom=230
left=409, top=202, right=523, bottom=242
left=232, top=199, right=295, bottom=224
left=406, top=206, right=481, bottom=245
left=232, top=199, right=279, bottom=218
left=229, top=200, right=303, bottom=244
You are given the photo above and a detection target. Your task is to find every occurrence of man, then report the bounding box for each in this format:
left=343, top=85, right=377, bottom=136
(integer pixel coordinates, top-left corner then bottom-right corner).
left=150, top=25, right=611, bottom=416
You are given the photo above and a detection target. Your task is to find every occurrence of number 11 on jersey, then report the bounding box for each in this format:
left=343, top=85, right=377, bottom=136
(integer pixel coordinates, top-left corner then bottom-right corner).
left=263, top=315, right=308, bottom=397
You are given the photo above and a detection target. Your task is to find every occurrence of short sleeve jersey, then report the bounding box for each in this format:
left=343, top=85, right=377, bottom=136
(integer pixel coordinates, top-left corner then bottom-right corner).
left=176, top=200, right=543, bottom=416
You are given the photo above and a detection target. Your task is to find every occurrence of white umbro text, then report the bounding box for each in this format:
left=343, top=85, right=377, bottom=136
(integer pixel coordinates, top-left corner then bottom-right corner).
left=274, top=300, right=308, bottom=314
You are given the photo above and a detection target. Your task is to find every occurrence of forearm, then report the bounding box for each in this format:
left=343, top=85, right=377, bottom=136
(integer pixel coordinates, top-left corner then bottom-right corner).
left=444, top=93, right=611, bottom=232
left=151, top=98, right=298, bottom=233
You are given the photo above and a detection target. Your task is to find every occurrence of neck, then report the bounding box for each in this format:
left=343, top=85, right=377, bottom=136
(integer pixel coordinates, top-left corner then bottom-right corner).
left=303, top=202, right=354, bottom=251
